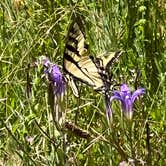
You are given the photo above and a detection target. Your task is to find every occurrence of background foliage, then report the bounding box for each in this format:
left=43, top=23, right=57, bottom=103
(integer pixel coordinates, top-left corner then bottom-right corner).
left=0, top=0, right=165, bottom=165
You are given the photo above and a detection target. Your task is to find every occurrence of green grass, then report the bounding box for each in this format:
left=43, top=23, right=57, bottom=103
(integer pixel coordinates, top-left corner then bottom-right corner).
left=0, top=0, right=166, bottom=165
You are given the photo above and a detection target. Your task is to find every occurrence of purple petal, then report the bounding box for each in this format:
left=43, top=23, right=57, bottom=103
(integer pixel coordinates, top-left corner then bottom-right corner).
left=49, top=65, right=63, bottom=82
left=131, top=88, right=145, bottom=103
left=50, top=65, right=65, bottom=96
left=113, top=91, right=121, bottom=98
left=110, top=95, right=123, bottom=103
left=110, top=94, right=126, bottom=116
left=120, top=84, right=131, bottom=99
left=124, top=96, right=133, bottom=119
left=45, top=64, right=65, bottom=96
left=120, top=84, right=130, bottom=92
left=125, top=98, right=133, bottom=111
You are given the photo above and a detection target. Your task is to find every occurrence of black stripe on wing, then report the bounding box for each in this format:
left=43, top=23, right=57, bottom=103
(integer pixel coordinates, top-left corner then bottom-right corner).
left=65, top=45, right=80, bottom=56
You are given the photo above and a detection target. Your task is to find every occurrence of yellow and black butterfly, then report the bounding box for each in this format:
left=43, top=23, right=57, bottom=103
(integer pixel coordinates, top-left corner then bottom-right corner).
left=63, top=17, right=123, bottom=96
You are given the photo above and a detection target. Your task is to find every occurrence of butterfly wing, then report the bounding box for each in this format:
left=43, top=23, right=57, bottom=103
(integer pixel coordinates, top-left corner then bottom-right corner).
left=96, top=51, right=123, bottom=70
left=63, top=22, right=104, bottom=89
left=63, top=19, right=123, bottom=95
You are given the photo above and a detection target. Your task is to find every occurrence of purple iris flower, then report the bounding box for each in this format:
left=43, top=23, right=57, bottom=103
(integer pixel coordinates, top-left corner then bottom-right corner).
left=41, top=56, right=65, bottom=97
left=110, top=84, right=145, bottom=119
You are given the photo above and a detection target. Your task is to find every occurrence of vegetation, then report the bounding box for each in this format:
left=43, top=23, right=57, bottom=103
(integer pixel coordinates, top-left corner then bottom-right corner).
left=0, top=0, right=165, bottom=165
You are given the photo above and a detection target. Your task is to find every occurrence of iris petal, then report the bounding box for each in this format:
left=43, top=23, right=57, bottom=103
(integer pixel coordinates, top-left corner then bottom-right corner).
left=113, top=91, right=121, bottom=97
left=120, top=84, right=131, bottom=100
left=49, top=65, right=65, bottom=96
left=124, top=97, right=133, bottom=119
left=110, top=95, right=123, bottom=102
left=120, top=84, right=130, bottom=92
left=131, top=88, right=145, bottom=103
left=110, top=95, right=126, bottom=115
